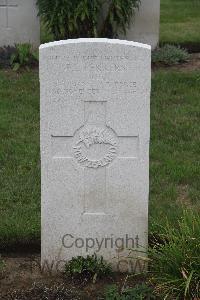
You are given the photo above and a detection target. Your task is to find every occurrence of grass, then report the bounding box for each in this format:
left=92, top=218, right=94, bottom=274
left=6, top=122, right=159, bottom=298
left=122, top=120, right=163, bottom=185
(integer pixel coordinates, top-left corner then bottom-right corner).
left=0, top=70, right=40, bottom=249
left=149, top=209, right=200, bottom=299
left=160, top=0, right=200, bottom=49
left=104, top=283, right=155, bottom=299
left=150, top=70, right=200, bottom=228
left=0, top=68, right=199, bottom=248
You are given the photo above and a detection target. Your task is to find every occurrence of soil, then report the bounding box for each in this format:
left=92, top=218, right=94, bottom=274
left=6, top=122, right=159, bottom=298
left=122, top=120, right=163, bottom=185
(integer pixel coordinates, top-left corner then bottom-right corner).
left=0, top=254, right=147, bottom=299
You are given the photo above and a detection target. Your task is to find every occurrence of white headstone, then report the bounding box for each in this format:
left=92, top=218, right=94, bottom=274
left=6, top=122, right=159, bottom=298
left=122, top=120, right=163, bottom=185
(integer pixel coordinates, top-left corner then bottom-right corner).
left=40, top=39, right=151, bottom=272
left=0, top=0, right=40, bottom=47
left=120, top=0, right=160, bottom=50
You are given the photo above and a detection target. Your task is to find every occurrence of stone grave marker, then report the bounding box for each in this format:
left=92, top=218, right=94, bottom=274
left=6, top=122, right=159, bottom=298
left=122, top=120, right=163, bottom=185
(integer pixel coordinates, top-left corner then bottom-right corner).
left=122, top=0, right=160, bottom=50
left=40, top=39, right=151, bottom=272
left=0, top=0, right=40, bottom=47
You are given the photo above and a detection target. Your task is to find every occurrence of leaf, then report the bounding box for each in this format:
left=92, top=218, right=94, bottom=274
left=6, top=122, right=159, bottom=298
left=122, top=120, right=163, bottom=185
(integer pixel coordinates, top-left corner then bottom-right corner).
left=32, top=51, right=39, bottom=62
left=92, top=272, right=97, bottom=283
left=10, top=53, right=17, bottom=65
left=13, top=63, right=20, bottom=71
left=184, top=270, right=194, bottom=297
left=81, top=11, right=85, bottom=21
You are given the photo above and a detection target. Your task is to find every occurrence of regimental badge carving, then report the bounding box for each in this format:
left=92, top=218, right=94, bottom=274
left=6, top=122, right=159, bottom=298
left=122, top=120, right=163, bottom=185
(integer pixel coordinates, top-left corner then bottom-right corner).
left=73, top=126, right=118, bottom=168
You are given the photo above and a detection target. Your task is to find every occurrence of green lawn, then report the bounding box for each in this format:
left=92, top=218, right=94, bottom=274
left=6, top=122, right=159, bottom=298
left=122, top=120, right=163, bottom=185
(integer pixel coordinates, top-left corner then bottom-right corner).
left=150, top=70, right=200, bottom=229
left=0, top=71, right=40, bottom=248
left=0, top=69, right=199, bottom=247
left=160, top=0, right=200, bottom=48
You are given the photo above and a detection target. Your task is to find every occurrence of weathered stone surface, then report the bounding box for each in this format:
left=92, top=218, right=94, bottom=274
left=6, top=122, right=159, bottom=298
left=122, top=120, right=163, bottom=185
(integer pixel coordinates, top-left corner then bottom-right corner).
left=0, top=0, right=40, bottom=47
left=120, top=0, right=160, bottom=50
left=40, top=39, right=151, bottom=272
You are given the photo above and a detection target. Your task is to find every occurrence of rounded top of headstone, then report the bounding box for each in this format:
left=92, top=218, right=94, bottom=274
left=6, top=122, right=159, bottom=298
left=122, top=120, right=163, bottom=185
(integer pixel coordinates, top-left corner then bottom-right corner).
left=39, top=38, right=151, bottom=51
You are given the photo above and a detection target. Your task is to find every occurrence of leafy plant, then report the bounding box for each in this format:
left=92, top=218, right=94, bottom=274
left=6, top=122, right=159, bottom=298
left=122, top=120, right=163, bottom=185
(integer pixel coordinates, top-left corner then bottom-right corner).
left=37, top=0, right=141, bottom=40
left=65, top=253, right=112, bottom=283
left=10, top=44, right=38, bottom=71
left=105, top=283, right=155, bottom=300
left=152, top=44, right=189, bottom=65
left=149, top=209, right=200, bottom=299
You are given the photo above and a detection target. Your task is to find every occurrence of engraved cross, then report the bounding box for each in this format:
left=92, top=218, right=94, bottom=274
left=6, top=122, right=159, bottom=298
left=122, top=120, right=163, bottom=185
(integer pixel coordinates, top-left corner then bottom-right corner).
left=52, top=100, right=139, bottom=215
left=0, top=0, right=18, bottom=28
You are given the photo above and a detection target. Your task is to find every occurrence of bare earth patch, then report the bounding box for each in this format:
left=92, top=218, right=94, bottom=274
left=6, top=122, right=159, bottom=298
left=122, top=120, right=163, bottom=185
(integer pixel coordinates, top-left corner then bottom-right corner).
left=0, top=254, right=147, bottom=299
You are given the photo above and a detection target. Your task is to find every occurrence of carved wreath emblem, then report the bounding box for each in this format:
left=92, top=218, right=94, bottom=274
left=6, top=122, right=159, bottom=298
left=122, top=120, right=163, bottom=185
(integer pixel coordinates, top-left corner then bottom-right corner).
left=73, top=126, right=118, bottom=168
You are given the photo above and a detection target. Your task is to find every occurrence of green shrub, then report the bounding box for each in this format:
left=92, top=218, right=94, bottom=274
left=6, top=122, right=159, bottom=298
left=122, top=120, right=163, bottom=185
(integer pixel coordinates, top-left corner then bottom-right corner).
left=105, top=283, right=155, bottom=300
left=65, top=253, right=112, bottom=283
left=10, top=44, right=38, bottom=71
left=149, top=210, right=200, bottom=299
left=37, top=0, right=140, bottom=40
left=152, top=45, right=189, bottom=65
